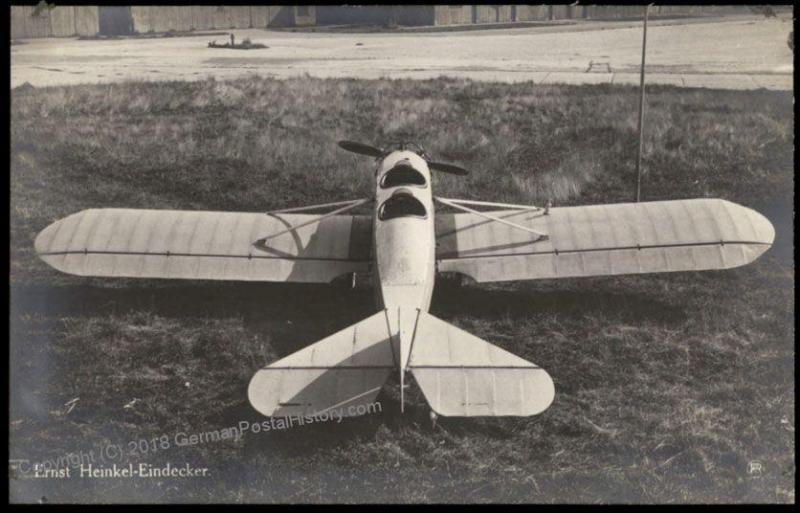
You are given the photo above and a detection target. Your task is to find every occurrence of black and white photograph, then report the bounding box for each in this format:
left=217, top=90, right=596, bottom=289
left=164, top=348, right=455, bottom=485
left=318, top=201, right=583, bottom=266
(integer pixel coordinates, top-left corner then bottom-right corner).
left=8, top=3, right=795, bottom=504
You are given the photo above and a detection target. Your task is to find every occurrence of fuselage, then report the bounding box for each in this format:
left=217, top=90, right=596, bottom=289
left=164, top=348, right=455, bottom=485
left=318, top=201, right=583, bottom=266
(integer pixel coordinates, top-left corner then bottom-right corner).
left=372, top=150, right=436, bottom=314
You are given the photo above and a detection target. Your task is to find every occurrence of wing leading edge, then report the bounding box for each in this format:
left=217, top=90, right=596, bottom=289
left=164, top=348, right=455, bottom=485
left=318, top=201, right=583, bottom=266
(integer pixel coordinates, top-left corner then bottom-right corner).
left=436, top=198, right=774, bottom=282
left=35, top=208, right=372, bottom=283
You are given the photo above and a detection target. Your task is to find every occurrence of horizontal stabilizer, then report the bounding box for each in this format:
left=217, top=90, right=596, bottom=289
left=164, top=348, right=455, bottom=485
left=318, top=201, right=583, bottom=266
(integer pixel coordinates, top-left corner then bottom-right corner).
left=248, top=311, right=394, bottom=418
left=408, top=312, right=554, bottom=416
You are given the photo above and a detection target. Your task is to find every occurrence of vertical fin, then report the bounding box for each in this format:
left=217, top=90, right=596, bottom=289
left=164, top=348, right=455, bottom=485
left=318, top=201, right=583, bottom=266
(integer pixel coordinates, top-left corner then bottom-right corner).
left=399, top=307, right=404, bottom=413
left=398, top=308, right=423, bottom=414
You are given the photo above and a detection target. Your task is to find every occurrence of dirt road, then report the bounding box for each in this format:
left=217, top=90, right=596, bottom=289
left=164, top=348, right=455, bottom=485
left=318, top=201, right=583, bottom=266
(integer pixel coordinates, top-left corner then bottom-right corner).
left=11, top=15, right=794, bottom=90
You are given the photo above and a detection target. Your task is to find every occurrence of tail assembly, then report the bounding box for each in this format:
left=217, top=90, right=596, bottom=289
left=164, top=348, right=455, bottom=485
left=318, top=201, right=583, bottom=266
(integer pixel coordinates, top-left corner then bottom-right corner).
left=248, top=309, right=555, bottom=418
left=248, top=311, right=395, bottom=418
left=407, top=312, right=555, bottom=417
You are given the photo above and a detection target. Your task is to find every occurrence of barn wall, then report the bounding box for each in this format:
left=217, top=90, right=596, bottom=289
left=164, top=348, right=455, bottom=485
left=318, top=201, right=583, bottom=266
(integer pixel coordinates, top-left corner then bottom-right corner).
left=191, top=6, right=216, bottom=30
left=268, top=6, right=296, bottom=27
left=230, top=6, right=252, bottom=28
left=249, top=6, right=296, bottom=28
left=585, top=5, right=647, bottom=19
left=130, top=6, right=149, bottom=32
left=154, top=6, right=179, bottom=33
left=293, top=6, right=316, bottom=26
left=473, top=6, right=495, bottom=24
left=428, top=5, right=754, bottom=25
left=49, top=6, right=76, bottom=37
left=10, top=6, right=27, bottom=39
left=548, top=5, right=569, bottom=20
left=250, top=6, right=268, bottom=28
left=317, top=6, right=394, bottom=25
left=396, top=5, right=435, bottom=26
left=127, top=6, right=302, bottom=32
left=11, top=5, right=52, bottom=38
left=9, top=5, right=767, bottom=38
left=516, top=5, right=551, bottom=21
left=584, top=5, right=754, bottom=20
left=174, top=7, right=194, bottom=32
left=212, top=6, right=231, bottom=29
left=10, top=5, right=279, bottom=38
left=433, top=5, right=472, bottom=25
left=28, top=6, right=52, bottom=37
left=73, top=6, right=99, bottom=36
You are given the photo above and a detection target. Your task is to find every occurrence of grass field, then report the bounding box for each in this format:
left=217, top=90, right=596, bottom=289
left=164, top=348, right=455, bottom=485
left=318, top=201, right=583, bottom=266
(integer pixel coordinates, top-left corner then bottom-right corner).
left=9, top=77, right=794, bottom=503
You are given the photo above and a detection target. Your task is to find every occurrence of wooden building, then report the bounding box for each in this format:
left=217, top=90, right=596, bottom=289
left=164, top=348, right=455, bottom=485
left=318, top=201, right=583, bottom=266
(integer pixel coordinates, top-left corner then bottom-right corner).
left=11, top=5, right=761, bottom=39
left=10, top=5, right=316, bottom=39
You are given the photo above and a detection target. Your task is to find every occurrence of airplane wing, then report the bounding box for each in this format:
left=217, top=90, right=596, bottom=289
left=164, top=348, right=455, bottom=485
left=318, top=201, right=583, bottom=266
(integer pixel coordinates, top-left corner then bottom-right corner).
left=436, top=198, right=774, bottom=283
left=34, top=208, right=372, bottom=283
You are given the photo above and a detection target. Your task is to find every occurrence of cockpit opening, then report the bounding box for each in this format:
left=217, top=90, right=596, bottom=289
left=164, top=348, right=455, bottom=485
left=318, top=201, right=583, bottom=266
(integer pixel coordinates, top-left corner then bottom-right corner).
left=378, top=192, right=427, bottom=221
left=380, top=163, right=427, bottom=188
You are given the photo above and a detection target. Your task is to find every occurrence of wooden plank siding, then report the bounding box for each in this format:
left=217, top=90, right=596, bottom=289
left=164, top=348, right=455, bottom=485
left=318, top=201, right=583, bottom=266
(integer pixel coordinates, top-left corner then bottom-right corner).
left=10, top=5, right=762, bottom=38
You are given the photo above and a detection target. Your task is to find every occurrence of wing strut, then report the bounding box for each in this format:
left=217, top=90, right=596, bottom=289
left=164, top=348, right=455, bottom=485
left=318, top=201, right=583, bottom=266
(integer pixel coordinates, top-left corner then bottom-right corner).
left=434, top=197, right=548, bottom=242
left=254, top=198, right=373, bottom=248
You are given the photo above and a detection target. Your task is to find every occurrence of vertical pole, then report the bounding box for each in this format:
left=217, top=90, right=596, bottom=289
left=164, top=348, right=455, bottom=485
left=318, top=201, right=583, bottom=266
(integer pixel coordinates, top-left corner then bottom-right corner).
left=635, top=5, right=649, bottom=202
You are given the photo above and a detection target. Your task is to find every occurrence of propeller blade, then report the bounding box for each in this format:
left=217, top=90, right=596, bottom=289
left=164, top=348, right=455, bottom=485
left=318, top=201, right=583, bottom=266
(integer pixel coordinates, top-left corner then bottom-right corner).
left=338, top=140, right=384, bottom=158
left=428, top=161, right=470, bottom=176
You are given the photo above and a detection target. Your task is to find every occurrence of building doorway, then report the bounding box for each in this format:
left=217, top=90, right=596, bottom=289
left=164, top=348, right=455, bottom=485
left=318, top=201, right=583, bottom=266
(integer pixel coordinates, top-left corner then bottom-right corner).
left=98, top=6, right=133, bottom=36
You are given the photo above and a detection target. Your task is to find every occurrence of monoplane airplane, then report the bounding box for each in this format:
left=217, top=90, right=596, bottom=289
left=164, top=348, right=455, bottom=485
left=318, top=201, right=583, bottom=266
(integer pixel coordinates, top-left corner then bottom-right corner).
left=35, top=140, right=775, bottom=418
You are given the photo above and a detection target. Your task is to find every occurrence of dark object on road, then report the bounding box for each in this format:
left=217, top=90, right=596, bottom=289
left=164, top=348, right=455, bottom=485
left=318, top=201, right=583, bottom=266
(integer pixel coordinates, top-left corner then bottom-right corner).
left=789, top=31, right=793, bottom=51
left=208, top=36, right=268, bottom=50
